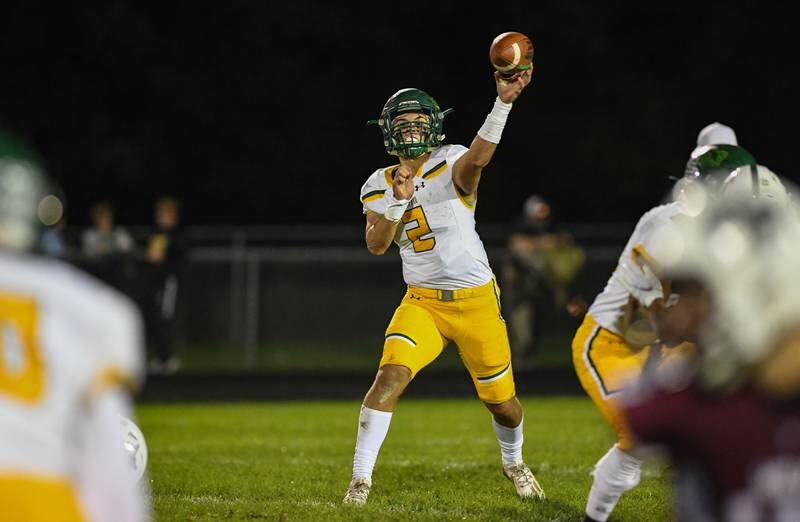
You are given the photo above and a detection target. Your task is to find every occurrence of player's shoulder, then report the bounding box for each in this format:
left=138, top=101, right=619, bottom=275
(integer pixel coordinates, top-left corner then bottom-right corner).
left=360, top=164, right=397, bottom=197
left=634, top=202, right=684, bottom=235
left=625, top=202, right=686, bottom=265
left=0, top=252, right=143, bottom=376
left=435, top=144, right=468, bottom=164
left=638, top=201, right=683, bottom=224
left=22, top=254, right=136, bottom=319
left=48, top=258, right=144, bottom=387
left=0, top=252, right=142, bottom=346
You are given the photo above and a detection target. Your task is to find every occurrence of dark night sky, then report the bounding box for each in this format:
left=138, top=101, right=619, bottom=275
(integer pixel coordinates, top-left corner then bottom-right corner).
left=1, top=1, right=797, bottom=226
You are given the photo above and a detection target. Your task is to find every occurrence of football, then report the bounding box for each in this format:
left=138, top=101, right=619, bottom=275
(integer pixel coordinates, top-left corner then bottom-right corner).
left=489, top=32, right=534, bottom=80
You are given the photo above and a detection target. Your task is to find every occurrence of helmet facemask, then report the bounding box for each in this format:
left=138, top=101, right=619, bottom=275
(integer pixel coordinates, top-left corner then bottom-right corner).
left=368, top=88, right=452, bottom=159
left=390, top=113, right=434, bottom=159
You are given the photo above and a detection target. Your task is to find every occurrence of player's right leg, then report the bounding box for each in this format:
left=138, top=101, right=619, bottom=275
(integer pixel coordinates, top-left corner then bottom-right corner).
left=343, top=297, right=446, bottom=506
left=452, top=279, right=545, bottom=500
left=571, top=314, right=648, bottom=521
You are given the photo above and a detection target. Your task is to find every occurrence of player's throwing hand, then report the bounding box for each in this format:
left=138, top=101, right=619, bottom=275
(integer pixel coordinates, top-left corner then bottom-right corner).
left=393, top=165, right=415, bottom=200
left=495, top=69, right=532, bottom=104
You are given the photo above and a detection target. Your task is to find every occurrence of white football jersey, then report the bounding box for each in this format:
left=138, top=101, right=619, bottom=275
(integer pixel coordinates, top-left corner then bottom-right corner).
left=588, top=202, right=685, bottom=337
left=0, top=252, right=144, bottom=482
left=360, top=144, right=493, bottom=289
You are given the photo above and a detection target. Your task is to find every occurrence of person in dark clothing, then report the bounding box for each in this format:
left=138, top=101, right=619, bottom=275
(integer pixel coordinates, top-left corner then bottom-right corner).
left=503, top=195, right=585, bottom=363
left=144, top=197, right=187, bottom=374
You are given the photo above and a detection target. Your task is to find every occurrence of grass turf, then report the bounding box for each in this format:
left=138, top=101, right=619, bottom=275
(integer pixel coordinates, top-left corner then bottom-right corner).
left=138, top=397, right=670, bottom=521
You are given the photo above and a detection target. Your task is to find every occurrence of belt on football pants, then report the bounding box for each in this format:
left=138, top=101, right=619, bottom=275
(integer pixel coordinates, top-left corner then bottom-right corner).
left=407, top=278, right=498, bottom=302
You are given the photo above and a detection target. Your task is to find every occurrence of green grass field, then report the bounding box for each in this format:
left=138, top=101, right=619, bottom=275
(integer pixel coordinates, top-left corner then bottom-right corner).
left=138, top=397, right=670, bottom=521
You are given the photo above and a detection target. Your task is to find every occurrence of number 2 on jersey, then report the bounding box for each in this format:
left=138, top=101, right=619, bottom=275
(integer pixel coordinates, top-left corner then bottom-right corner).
left=402, top=206, right=436, bottom=253
left=0, top=292, right=45, bottom=403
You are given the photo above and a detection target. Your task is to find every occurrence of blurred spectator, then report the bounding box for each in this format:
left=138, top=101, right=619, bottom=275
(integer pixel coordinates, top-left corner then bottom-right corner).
left=503, top=195, right=586, bottom=363
left=81, top=200, right=134, bottom=257
left=144, top=197, right=187, bottom=374
left=40, top=214, right=69, bottom=258
left=79, top=200, right=137, bottom=293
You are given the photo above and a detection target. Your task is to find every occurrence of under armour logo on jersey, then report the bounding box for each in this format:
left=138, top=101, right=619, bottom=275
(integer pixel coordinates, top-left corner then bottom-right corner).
left=415, top=181, right=425, bottom=191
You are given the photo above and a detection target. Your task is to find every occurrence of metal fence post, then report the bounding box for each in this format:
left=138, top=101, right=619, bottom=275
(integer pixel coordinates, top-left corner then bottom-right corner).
left=229, top=232, right=247, bottom=347
left=243, top=254, right=260, bottom=370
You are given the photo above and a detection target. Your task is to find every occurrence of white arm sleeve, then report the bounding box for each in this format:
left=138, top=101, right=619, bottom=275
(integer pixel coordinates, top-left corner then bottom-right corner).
left=76, top=390, right=149, bottom=522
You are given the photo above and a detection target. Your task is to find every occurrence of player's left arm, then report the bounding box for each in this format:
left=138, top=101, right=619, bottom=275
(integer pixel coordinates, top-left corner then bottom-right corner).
left=77, top=291, right=149, bottom=521
left=76, top=389, right=149, bottom=522
left=452, top=70, right=532, bottom=196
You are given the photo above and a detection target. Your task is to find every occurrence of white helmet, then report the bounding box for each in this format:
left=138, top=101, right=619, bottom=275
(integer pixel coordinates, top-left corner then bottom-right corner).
left=719, top=164, right=791, bottom=207
left=690, top=122, right=738, bottom=158
left=659, top=170, right=800, bottom=389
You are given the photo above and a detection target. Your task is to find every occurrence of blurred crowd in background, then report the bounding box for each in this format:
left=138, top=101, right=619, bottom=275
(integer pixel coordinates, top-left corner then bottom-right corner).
left=35, top=191, right=588, bottom=375
left=41, top=196, right=187, bottom=375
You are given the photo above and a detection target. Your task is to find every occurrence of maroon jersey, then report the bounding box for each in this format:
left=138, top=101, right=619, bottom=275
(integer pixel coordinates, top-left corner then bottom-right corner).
left=625, top=385, right=800, bottom=521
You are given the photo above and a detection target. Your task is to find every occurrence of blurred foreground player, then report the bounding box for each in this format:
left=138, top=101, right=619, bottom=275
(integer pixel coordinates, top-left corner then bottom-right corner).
left=572, top=143, right=757, bottom=522
left=0, top=130, right=148, bottom=521
left=625, top=171, right=800, bottom=521
left=344, top=69, right=544, bottom=505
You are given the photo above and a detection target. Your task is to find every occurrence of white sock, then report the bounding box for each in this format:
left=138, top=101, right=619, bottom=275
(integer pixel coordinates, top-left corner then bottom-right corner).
left=351, top=405, right=393, bottom=481
left=492, top=417, right=524, bottom=466
left=585, top=445, right=643, bottom=521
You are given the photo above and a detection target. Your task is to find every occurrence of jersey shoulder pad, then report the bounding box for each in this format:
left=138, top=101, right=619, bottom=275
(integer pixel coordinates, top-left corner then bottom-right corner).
left=49, top=261, right=145, bottom=392
left=360, top=166, right=395, bottom=205
left=439, top=144, right=469, bottom=164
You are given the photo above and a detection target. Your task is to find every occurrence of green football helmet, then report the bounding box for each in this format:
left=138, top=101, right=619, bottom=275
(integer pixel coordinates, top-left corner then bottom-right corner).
left=0, top=129, right=53, bottom=251
left=683, top=144, right=756, bottom=188
left=368, top=88, right=453, bottom=159
left=673, top=144, right=758, bottom=216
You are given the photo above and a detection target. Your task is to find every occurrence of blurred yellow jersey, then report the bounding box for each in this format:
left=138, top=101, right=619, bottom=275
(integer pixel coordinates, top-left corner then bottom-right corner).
left=0, top=252, right=144, bottom=521
left=360, top=144, right=493, bottom=290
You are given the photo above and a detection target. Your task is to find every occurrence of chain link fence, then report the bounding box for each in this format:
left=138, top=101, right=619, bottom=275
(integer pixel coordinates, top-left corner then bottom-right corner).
left=154, top=223, right=630, bottom=373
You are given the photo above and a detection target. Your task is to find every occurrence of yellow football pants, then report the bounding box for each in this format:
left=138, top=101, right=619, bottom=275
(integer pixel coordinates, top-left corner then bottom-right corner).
left=572, top=313, right=696, bottom=449
left=0, top=474, right=86, bottom=521
left=380, top=278, right=516, bottom=404
left=572, top=314, right=651, bottom=450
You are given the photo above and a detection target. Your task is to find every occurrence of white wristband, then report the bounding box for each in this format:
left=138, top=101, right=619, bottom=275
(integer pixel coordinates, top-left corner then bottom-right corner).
left=384, top=191, right=411, bottom=222
left=477, top=97, right=512, bottom=144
